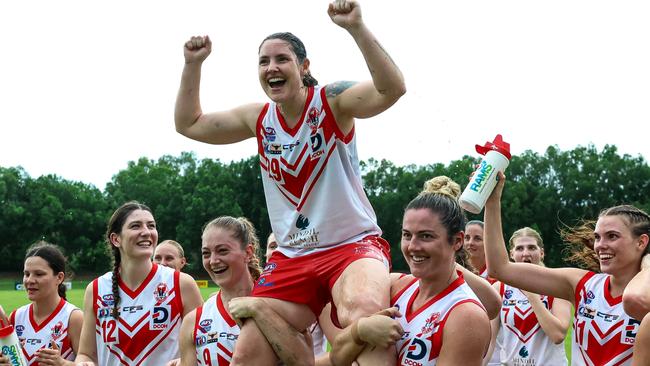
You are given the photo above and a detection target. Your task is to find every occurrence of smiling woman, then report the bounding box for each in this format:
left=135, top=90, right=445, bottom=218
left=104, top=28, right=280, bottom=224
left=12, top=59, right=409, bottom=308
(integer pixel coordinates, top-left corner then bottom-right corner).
left=174, top=1, right=406, bottom=364
left=73, top=201, right=204, bottom=366
left=482, top=172, right=650, bottom=366
left=1, top=242, right=82, bottom=366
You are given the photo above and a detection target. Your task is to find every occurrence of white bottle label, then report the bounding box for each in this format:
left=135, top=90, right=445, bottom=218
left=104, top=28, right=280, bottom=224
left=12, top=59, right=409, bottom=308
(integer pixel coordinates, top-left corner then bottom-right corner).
left=0, top=328, right=28, bottom=366
left=459, top=151, right=509, bottom=214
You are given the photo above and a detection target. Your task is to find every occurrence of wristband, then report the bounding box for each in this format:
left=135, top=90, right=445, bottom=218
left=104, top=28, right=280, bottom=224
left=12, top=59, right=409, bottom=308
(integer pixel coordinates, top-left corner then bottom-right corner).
left=351, top=320, right=365, bottom=346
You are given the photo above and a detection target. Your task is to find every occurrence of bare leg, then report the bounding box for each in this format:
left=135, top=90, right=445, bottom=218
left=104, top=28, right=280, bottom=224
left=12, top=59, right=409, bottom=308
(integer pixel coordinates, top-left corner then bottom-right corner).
left=633, top=314, right=650, bottom=366
left=231, top=298, right=314, bottom=366
left=331, top=258, right=392, bottom=365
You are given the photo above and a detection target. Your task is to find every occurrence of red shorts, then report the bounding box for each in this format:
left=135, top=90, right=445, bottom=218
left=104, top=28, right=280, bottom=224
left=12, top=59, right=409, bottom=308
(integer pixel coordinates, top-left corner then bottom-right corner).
left=252, top=236, right=391, bottom=317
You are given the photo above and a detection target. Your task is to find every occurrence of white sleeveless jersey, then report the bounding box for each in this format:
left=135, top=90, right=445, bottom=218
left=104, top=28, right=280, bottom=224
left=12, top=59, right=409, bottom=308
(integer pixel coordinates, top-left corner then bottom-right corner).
left=93, top=264, right=183, bottom=366
left=499, top=283, right=567, bottom=365
left=393, top=274, right=485, bottom=366
left=256, top=85, right=381, bottom=257
left=572, top=272, right=639, bottom=366
left=10, top=298, right=78, bottom=365
left=194, top=292, right=239, bottom=366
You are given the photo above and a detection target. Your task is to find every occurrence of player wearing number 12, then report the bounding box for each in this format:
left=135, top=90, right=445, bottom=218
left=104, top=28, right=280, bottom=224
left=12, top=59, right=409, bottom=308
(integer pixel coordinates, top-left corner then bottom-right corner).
left=74, top=202, right=204, bottom=366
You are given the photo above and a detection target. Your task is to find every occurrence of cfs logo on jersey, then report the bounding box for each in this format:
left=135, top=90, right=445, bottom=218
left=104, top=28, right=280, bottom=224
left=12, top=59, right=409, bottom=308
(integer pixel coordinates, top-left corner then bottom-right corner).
left=154, top=283, right=169, bottom=304
left=150, top=305, right=171, bottom=330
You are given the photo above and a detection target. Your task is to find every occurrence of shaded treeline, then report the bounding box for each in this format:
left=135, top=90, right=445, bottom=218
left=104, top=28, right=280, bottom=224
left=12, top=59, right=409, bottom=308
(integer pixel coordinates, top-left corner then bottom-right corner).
left=1, top=145, right=648, bottom=275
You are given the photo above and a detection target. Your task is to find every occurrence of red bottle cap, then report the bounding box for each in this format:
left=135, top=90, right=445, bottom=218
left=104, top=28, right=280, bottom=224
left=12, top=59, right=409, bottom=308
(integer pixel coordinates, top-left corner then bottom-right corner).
left=0, top=325, right=14, bottom=338
left=475, top=134, right=511, bottom=160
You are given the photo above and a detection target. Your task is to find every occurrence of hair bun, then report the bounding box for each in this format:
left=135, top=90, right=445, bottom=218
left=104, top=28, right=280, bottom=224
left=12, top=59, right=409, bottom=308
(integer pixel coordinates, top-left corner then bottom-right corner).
left=422, top=176, right=461, bottom=199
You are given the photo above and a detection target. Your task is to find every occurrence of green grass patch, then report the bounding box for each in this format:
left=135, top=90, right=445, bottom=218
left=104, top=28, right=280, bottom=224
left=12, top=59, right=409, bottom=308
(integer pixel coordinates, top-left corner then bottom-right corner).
left=0, top=280, right=218, bottom=313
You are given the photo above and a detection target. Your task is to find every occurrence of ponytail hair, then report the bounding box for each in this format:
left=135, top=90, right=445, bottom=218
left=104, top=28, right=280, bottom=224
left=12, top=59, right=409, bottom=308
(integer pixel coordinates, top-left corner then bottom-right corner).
left=105, top=201, right=153, bottom=319
left=25, top=241, right=68, bottom=300
left=406, top=176, right=466, bottom=243
left=202, top=216, right=263, bottom=280
left=260, top=32, right=318, bottom=87
left=563, top=205, right=650, bottom=273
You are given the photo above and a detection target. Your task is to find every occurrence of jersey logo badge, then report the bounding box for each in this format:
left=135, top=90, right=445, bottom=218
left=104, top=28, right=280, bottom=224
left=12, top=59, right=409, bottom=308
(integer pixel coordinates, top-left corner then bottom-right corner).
left=154, top=283, right=169, bottom=304
left=50, top=321, right=64, bottom=340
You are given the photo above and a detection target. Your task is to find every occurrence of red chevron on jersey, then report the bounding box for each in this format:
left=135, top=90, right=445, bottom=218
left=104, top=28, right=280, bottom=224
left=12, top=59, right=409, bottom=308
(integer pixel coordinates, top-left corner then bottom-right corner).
left=503, top=305, right=541, bottom=343
left=393, top=273, right=485, bottom=365
left=498, top=284, right=567, bottom=364
left=94, top=264, right=183, bottom=366
left=194, top=292, right=239, bottom=366
left=575, top=319, right=633, bottom=366
left=572, top=272, right=637, bottom=366
left=258, top=101, right=338, bottom=210
left=10, top=298, right=78, bottom=365
left=256, top=85, right=381, bottom=256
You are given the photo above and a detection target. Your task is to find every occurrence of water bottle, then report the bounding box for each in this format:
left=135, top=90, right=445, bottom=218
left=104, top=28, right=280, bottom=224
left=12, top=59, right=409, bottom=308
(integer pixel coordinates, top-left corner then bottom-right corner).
left=0, top=325, right=28, bottom=366
left=459, top=134, right=511, bottom=214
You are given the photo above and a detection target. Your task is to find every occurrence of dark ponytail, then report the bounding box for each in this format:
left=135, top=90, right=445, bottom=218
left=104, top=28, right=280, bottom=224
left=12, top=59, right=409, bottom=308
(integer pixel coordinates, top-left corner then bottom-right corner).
left=110, top=248, right=122, bottom=319
left=25, top=241, right=68, bottom=300
left=105, top=201, right=153, bottom=320
left=260, top=32, right=318, bottom=87
left=302, top=72, right=318, bottom=87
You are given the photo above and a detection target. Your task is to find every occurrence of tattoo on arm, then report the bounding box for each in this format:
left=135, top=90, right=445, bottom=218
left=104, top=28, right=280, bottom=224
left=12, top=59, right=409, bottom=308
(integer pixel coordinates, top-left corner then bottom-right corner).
left=326, top=81, right=358, bottom=97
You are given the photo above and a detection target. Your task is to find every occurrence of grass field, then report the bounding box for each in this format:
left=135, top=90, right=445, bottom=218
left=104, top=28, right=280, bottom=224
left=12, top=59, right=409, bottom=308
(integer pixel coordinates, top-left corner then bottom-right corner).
left=0, top=279, right=218, bottom=313
left=0, top=279, right=573, bottom=362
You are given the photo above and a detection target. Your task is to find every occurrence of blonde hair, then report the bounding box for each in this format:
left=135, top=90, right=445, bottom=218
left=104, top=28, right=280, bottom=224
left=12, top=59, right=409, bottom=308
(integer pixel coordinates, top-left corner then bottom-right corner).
left=509, top=227, right=544, bottom=250
left=407, top=176, right=466, bottom=243
left=422, top=176, right=461, bottom=199
left=158, top=240, right=185, bottom=258
left=202, top=216, right=262, bottom=280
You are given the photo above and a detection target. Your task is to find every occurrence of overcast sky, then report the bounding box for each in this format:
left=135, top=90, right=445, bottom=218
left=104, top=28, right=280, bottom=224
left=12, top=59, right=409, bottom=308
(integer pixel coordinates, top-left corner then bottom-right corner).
left=2, top=0, right=649, bottom=190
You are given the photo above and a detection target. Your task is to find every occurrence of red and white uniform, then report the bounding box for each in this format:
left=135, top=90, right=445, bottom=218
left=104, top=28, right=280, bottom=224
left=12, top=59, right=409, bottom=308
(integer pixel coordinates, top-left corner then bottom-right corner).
left=393, top=274, right=484, bottom=366
left=10, top=298, right=78, bottom=365
left=93, top=264, right=184, bottom=366
left=193, top=292, right=239, bottom=366
left=498, top=283, right=567, bottom=365
left=572, top=272, right=639, bottom=366
left=256, top=85, right=381, bottom=257
left=479, top=265, right=496, bottom=285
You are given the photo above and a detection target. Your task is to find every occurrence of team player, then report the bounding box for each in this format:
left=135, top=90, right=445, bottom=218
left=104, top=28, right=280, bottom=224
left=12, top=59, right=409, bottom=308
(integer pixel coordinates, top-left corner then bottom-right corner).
left=330, top=176, right=494, bottom=365
left=0, top=242, right=82, bottom=366
left=74, top=201, right=204, bottom=366
left=488, top=227, right=570, bottom=365
left=176, top=217, right=314, bottom=366
left=483, top=171, right=649, bottom=366
left=464, top=220, right=494, bottom=283
left=174, top=0, right=405, bottom=364
left=463, top=220, right=501, bottom=365
left=154, top=240, right=188, bottom=271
